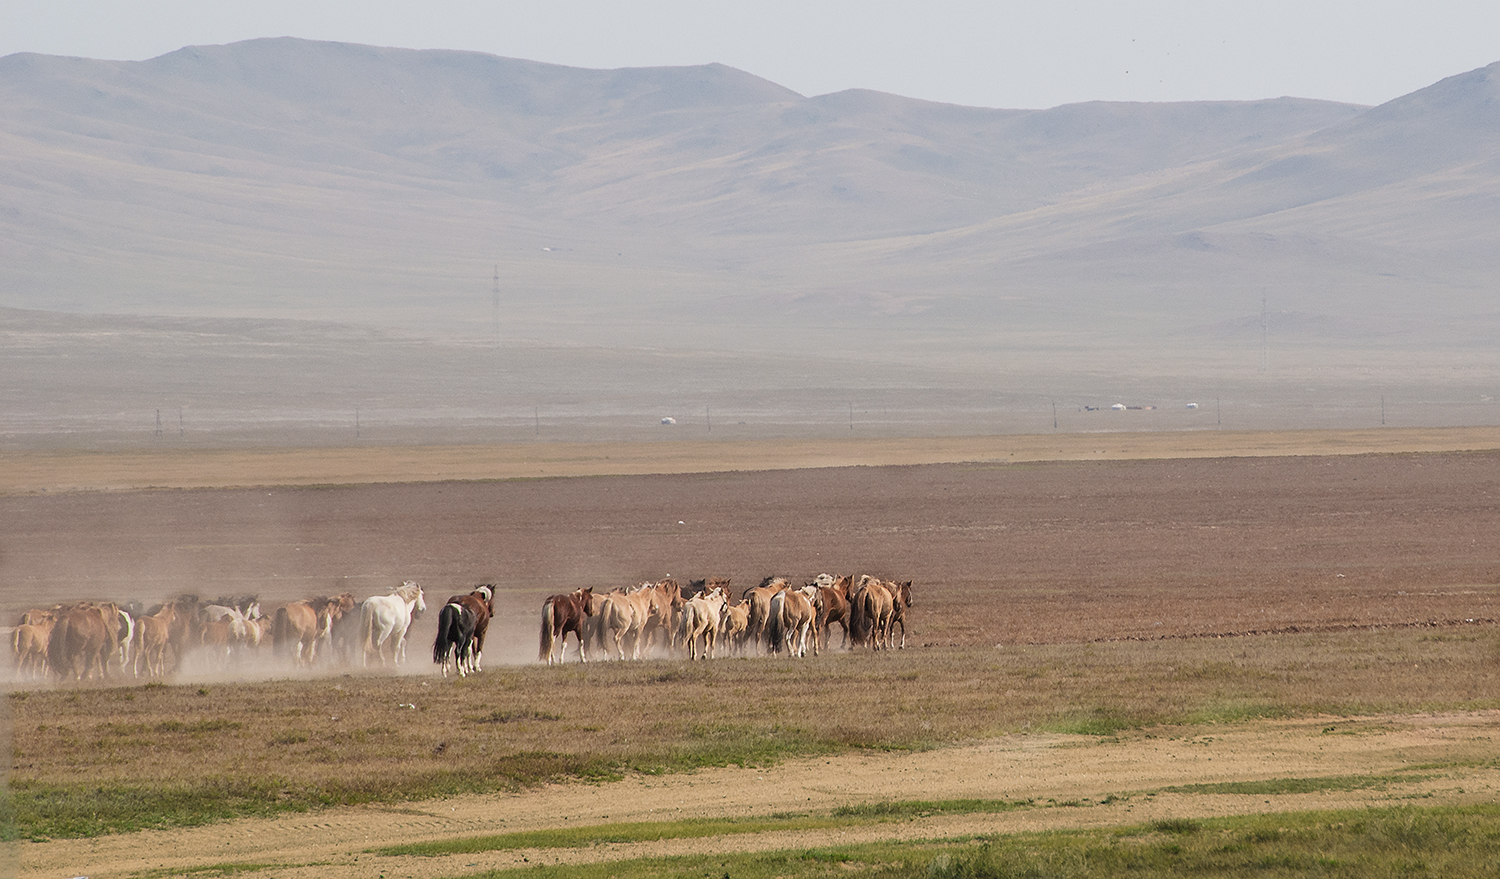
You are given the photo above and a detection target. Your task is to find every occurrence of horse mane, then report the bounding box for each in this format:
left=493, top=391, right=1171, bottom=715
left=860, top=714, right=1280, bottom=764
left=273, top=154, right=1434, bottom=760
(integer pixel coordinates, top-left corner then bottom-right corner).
left=394, top=580, right=422, bottom=601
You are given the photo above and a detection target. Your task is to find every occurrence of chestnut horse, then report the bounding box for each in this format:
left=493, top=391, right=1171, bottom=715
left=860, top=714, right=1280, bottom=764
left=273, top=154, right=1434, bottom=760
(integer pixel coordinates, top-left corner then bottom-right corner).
left=539, top=586, right=594, bottom=664
left=47, top=602, right=121, bottom=682
left=435, top=585, right=494, bottom=676
left=813, top=574, right=853, bottom=653
left=273, top=595, right=338, bottom=667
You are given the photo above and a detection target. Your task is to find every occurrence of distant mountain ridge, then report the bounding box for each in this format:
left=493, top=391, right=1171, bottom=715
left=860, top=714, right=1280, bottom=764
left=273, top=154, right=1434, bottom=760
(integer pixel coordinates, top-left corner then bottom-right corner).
left=2, top=37, right=1496, bottom=360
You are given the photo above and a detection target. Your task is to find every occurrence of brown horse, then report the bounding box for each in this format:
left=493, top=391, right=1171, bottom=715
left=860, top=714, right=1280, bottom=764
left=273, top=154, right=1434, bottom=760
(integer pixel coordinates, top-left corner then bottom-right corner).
left=848, top=575, right=895, bottom=650
left=742, top=577, right=789, bottom=655
left=438, top=585, right=494, bottom=675
left=722, top=599, right=750, bottom=655
left=273, top=596, right=337, bottom=666
left=134, top=603, right=177, bottom=678
left=197, top=616, right=235, bottom=670
left=539, top=587, right=594, bottom=664
left=12, top=620, right=53, bottom=680
left=886, top=580, right=913, bottom=649
left=814, top=574, right=853, bottom=653
left=768, top=584, right=819, bottom=657
left=47, top=602, right=121, bottom=682
left=160, top=594, right=202, bottom=672
left=639, top=578, right=684, bottom=656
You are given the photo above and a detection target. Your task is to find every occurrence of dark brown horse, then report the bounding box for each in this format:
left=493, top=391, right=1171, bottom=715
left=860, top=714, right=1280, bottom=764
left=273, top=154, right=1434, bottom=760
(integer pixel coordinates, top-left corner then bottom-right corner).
left=539, top=587, right=593, bottom=665
left=436, top=585, right=494, bottom=676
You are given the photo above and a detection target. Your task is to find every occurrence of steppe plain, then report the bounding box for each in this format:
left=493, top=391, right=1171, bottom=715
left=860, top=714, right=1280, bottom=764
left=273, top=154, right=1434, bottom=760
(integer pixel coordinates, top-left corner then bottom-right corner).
left=5, top=427, right=1500, bottom=878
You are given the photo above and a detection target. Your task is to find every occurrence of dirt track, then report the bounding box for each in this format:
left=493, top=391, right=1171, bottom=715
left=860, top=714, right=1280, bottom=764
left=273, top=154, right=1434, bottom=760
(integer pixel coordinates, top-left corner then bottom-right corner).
left=21, top=711, right=1500, bottom=878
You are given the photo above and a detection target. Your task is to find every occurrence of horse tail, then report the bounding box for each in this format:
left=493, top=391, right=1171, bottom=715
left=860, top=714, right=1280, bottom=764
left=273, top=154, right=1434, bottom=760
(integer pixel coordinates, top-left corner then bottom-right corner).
left=271, top=606, right=289, bottom=653
left=433, top=603, right=454, bottom=667
left=538, top=599, right=556, bottom=662
left=360, top=601, right=376, bottom=666
left=848, top=590, right=867, bottom=648
left=766, top=595, right=784, bottom=655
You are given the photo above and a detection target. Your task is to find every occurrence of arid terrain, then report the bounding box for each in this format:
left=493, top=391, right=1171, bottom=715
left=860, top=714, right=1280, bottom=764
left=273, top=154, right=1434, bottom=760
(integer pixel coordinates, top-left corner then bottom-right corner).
left=5, top=428, right=1500, bottom=877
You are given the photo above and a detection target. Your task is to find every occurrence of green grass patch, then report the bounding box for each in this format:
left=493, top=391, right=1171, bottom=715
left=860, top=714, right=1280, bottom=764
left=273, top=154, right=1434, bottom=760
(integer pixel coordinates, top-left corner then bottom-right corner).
left=130, top=864, right=276, bottom=878
left=443, top=804, right=1500, bottom=878
left=377, top=815, right=847, bottom=857
left=380, top=798, right=1039, bottom=858
left=831, top=798, right=1033, bottom=819
left=1161, top=771, right=1438, bottom=796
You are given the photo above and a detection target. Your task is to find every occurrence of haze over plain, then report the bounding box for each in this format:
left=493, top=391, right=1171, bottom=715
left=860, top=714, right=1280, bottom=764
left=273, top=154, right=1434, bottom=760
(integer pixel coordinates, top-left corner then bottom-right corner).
left=4, top=37, right=1500, bottom=446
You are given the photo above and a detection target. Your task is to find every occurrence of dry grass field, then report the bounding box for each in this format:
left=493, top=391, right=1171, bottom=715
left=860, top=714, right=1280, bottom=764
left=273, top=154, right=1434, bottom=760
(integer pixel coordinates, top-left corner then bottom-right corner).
left=6, top=426, right=1500, bottom=878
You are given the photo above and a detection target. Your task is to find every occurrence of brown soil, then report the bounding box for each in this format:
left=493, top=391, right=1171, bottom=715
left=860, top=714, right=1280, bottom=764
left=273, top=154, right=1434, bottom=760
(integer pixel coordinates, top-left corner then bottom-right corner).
left=7, top=432, right=1500, bottom=877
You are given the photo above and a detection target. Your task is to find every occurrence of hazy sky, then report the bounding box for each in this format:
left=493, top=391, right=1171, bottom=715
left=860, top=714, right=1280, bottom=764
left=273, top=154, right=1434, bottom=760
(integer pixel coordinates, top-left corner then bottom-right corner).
left=3, top=1, right=1499, bottom=109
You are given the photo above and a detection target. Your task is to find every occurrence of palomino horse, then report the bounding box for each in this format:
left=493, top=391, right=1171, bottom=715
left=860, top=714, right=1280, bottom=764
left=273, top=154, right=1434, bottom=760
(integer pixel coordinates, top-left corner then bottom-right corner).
left=741, top=577, right=789, bottom=655
left=134, top=602, right=178, bottom=678
left=11, top=607, right=59, bottom=680
left=597, top=587, right=650, bottom=661
left=538, top=586, right=594, bottom=664
left=679, top=585, right=728, bottom=660
left=599, top=580, right=678, bottom=660
left=768, top=584, right=819, bottom=658
left=848, top=575, right=895, bottom=650
left=273, top=596, right=338, bottom=667
left=886, top=579, right=913, bottom=649
left=361, top=581, right=426, bottom=667
left=721, top=599, right=750, bottom=655
left=577, top=590, right=611, bottom=659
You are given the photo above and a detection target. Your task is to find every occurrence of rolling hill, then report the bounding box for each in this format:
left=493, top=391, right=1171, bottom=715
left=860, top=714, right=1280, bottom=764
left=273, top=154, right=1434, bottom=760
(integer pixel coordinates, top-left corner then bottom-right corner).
left=3, top=38, right=1498, bottom=444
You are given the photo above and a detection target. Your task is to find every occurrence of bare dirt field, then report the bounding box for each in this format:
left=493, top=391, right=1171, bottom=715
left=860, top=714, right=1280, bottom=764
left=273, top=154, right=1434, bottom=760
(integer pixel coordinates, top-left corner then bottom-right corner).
left=6, top=427, right=1500, bottom=877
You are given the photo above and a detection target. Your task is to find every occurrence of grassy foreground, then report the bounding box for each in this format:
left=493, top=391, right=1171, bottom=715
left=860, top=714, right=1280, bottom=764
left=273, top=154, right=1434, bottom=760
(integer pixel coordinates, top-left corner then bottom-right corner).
left=8, top=626, right=1500, bottom=840
left=436, top=804, right=1500, bottom=879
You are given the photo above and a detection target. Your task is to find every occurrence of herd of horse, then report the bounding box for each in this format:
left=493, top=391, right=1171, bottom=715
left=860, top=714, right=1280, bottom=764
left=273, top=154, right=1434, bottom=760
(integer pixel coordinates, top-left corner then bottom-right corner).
left=9, top=572, right=912, bottom=684
left=539, top=574, right=913, bottom=664
left=10, top=581, right=429, bottom=683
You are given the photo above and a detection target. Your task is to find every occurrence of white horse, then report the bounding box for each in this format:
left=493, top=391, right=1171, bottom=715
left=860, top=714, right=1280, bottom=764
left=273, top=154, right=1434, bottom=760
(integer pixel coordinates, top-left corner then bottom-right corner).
left=360, top=581, right=426, bottom=667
